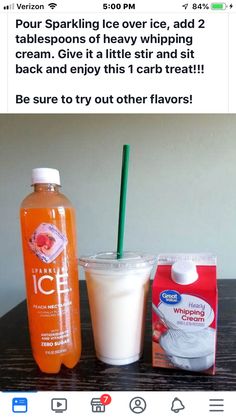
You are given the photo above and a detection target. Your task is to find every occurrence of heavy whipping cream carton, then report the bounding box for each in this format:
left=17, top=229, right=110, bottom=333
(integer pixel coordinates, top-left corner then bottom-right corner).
left=152, top=254, right=217, bottom=374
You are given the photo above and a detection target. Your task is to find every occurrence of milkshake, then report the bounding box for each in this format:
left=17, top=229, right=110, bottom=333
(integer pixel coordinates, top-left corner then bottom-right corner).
left=79, top=252, right=155, bottom=365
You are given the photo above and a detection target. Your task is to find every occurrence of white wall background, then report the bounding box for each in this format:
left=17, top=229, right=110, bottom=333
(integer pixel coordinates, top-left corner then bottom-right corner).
left=0, top=114, right=236, bottom=316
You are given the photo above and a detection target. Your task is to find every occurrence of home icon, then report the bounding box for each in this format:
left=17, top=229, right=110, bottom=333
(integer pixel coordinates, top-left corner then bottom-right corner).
left=91, top=398, right=106, bottom=413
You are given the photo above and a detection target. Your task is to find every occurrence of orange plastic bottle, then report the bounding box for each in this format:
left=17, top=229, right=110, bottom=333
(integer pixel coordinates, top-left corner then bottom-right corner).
left=20, top=168, right=81, bottom=373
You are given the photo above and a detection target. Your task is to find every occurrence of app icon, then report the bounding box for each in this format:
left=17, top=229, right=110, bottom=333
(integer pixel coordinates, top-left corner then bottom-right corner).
left=91, top=398, right=106, bottom=413
left=209, top=398, right=224, bottom=413
left=91, top=394, right=112, bottom=413
left=129, top=397, right=146, bottom=414
left=51, top=398, right=67, bottom=413
left=171, top=398, right=185, bottom=413
left=12, top=398, right=28, bottom=413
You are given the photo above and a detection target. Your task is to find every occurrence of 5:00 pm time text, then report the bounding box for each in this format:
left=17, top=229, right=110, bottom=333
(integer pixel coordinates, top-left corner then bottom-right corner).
left=103, top=3, right=136, bottom=9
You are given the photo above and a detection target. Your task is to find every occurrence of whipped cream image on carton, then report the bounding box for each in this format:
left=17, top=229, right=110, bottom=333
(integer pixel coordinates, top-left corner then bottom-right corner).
left=152, top=254, right=218, bottom=374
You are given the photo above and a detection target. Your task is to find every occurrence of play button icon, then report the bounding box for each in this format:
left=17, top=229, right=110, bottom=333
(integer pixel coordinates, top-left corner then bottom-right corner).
left=51, top=398, right=67, bottom=413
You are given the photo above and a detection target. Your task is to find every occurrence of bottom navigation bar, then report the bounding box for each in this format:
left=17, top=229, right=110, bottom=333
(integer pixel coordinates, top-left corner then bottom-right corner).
left=0, top=391, right=234, bottom=418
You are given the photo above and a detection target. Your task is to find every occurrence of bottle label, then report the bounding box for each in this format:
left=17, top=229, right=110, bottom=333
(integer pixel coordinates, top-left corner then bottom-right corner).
left=29, top=222, right=68, bottom=263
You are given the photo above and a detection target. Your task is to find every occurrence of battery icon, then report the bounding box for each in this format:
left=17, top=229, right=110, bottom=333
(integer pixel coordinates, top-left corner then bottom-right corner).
left=211, top=3, right=226, bottom=9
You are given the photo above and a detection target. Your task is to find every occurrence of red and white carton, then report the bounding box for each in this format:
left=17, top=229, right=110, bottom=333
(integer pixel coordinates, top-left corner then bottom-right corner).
left=152, top=253, right=217, bottom=375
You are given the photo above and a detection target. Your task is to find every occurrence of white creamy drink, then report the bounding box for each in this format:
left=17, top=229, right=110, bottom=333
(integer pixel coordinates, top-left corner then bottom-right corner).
left=79, top=252, right=155, bottom=365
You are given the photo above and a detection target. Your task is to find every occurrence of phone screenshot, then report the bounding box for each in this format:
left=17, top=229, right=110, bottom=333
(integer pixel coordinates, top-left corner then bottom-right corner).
left=0, top=0, right=235, bottom=417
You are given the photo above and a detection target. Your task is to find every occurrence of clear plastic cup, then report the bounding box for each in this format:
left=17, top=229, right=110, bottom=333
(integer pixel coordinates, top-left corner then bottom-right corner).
left=79, top=252, right=156, bottom=365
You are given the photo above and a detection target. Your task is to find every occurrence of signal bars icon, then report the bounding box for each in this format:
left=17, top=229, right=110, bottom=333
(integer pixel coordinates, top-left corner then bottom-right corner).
left=48, top=2, right=57, bottom=8
left=3, top=3, right=14, bottom=9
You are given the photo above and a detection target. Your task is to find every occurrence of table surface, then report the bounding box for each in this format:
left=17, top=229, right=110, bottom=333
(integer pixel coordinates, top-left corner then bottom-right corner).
left=0, top=280, right=235, bottom=391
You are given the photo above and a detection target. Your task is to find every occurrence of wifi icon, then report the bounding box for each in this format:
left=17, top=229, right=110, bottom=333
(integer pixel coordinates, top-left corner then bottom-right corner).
left=48, top=2, right=57, bottom=9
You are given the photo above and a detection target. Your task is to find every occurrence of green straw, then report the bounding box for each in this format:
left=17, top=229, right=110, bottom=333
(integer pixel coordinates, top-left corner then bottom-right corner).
left=117, top=144, right=130, bottom=259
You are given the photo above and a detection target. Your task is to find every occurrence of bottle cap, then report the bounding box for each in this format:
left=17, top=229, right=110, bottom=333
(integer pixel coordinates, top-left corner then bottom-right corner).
left=31, top=168, right=61, bottom=186
left=171, top=260, right=198, bottom=285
